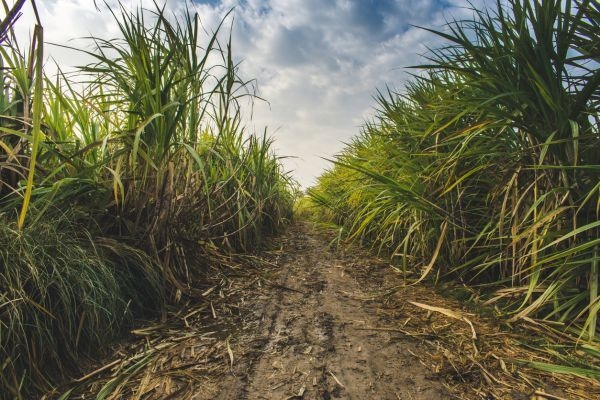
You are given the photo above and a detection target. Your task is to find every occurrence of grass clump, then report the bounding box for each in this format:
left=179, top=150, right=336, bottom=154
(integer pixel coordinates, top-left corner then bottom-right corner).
left=0, top=213, right=162, bottom=397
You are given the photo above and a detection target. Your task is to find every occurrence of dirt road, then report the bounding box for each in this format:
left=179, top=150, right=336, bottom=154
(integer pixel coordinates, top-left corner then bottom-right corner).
left=215, top=222, right=448, bottom=400
left=61, top=221, right=597, bottom=399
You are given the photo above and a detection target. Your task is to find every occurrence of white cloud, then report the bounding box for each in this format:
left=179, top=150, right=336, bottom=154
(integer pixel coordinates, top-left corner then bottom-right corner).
left=10, top=0, right=497, bottom=188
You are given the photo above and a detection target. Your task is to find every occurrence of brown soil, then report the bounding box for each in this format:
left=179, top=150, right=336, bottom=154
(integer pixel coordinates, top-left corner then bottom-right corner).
left=54, top=221, right=599, bottom=400
left=215, top=222, right=447, bottom=400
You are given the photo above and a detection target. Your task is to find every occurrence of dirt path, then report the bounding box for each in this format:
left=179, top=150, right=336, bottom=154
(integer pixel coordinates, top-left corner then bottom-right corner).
left=216, top=222, right=447, bottom=399
left=59, top=221, right=597, bottom=399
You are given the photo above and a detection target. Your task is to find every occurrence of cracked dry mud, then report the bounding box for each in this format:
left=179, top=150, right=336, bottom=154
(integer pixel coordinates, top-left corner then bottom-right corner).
left=215, top=222, right=448, bottom=400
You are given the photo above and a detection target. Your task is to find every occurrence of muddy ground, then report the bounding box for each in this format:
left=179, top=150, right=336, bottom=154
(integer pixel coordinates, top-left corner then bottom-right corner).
left=56, top=221, right=599, bottom=400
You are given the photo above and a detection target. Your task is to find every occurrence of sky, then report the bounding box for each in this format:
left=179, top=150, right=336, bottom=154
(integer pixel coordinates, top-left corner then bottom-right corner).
left=12, top=0, right=492, bottom=188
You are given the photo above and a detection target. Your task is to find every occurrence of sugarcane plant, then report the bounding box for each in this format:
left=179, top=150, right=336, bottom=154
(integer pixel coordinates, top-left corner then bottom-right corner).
left=0, top=1, right=293, bottom=398
left=310, top=0, right=599, bottom=345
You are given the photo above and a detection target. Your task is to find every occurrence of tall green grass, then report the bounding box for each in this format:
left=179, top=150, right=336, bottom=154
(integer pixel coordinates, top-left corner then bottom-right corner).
left=0, top=213, right=162, bottom=397
left=0, top=2, right=293, bottom=398
left=310, top=0, right=599, bottom=342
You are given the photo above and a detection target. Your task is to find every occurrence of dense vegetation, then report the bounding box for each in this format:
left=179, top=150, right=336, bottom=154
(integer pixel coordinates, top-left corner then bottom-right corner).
left=309, top=0, right=599, bottom=348
left=0, top=2, right=293, bottom=398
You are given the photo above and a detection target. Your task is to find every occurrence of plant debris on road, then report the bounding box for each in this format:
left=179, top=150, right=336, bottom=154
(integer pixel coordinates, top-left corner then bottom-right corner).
left=54, top=222, right=599, bottom=399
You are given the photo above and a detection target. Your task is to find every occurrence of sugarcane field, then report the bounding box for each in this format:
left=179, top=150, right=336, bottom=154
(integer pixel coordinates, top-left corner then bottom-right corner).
left=0, top=1, right=598, bottom=399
